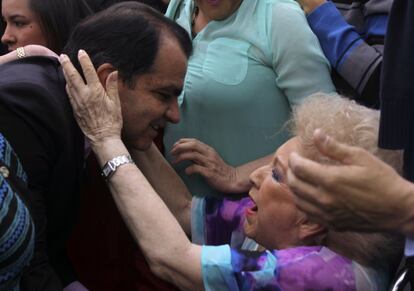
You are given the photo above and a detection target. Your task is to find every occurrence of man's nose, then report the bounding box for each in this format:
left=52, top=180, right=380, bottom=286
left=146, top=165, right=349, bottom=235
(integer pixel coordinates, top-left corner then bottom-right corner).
left=166, top=99, right=180, bottom=124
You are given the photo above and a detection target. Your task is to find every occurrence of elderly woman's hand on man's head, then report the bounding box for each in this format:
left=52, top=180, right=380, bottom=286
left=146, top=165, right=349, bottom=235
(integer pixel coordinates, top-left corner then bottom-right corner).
left=287, top=129, right=414, bottom=236
left=59, top=50, right=123, bottom=149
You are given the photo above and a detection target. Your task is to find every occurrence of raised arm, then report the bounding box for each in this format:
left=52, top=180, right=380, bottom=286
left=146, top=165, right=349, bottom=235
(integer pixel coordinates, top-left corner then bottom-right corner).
left=59, top=51, right=203, bottom=290
left=129, top=144, right=192, bottom=234
left=0, top=45, right=58, bottom=64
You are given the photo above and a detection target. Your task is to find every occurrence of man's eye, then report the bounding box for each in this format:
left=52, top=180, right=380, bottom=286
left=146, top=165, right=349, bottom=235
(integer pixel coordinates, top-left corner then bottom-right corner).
left=157, top=92, right=171, bottom=101
left=272, top=168, right=283, bottom=182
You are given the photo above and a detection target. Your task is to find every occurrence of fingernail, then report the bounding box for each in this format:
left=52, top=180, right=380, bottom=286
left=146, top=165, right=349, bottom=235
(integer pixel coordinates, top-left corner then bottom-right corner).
left=110, top=71, right=118, bottom=81
left=78, top=49, right=86, bottom=57
left=59, top=54, right=67, bottom=62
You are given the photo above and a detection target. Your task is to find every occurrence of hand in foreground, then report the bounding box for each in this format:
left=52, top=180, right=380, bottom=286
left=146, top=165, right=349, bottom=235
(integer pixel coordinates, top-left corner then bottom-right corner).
left=287, top=129, right=414, bottom=234
left=59, top=50, right=122, bottom=147
left=170, top=138, right=241, bottom=193
left=296, top=0, right=326, bottom=14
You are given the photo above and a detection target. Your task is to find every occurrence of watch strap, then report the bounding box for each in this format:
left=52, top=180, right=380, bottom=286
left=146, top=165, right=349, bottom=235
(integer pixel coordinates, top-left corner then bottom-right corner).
left=101, top=154, right=134, bottom=180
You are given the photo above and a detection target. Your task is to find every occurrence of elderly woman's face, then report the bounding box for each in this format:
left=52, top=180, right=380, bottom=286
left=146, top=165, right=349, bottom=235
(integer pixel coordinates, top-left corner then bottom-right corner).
left=195, top=0, right=243, bottom=21
left=1, top=0, right=47, bottom=51
left=244, top=137, right=303, bottom=250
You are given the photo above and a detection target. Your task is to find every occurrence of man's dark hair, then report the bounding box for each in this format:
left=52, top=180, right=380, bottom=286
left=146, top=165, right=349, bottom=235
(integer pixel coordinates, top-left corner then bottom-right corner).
left=63, top=1, right=192, bottom=88
left=29, top=0, right=93, bottom=53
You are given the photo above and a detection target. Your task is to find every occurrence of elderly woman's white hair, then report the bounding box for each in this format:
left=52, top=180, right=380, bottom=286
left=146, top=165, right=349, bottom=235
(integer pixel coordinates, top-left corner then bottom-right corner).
left=291, top=93, right=403, bottom=269
left=292, top=93, right=402, bottom=173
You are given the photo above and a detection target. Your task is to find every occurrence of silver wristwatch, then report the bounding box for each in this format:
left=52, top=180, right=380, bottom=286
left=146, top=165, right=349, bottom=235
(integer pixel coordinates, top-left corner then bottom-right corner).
left=101, top=154, right=134, bottom=180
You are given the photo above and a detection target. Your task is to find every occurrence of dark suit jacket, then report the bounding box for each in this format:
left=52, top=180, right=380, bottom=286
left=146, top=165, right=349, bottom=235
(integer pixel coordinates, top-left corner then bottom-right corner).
left=379, top=0, right=414, bottom=181
left=0, top=56, right=84, bottom=290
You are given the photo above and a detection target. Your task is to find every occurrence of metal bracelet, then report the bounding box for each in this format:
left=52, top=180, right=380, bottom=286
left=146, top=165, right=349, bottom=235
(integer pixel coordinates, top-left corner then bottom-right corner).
left=101, top=154, right=134, bottom=180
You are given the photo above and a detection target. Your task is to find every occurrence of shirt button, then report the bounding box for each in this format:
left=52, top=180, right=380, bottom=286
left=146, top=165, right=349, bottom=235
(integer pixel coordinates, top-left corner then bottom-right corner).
left=0, top=166, right=10, bottom=178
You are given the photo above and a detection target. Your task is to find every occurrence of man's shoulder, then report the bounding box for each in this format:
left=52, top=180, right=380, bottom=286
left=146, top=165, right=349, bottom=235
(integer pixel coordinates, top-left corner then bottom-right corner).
left=0, top=56, right=67, bottom=108
left=0, top=56, right=73, bottom=133
left=0, top=56, right=64, bottom=90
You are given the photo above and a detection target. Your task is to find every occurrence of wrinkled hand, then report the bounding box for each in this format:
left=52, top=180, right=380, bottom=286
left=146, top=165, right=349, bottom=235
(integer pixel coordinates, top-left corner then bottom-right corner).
left=170, top=138, right=240, bottom=193
left=296, top=0, right=326, bottom=14
left=287, top=129, right=414, bottom=233
left=59, top=50, right=122, bottom=147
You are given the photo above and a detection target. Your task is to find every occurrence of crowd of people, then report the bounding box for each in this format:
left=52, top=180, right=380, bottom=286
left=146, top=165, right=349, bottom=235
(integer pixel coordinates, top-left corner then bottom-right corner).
left=0, top=0, right=412, bottom=290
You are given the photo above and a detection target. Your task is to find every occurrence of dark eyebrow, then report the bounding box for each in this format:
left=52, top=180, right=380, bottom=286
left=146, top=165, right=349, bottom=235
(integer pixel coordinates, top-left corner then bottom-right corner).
left=10, top=15, right=25, bottom=19
left=7, top=15, right=27, bottom=21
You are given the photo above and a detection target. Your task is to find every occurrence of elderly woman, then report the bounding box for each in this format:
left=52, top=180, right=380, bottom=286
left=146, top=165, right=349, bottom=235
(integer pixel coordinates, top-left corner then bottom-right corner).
left=163, top=0, right=335, bottom=236
left=163, top=0, right=337, bottom=252
left=60, top=52, right=401, bottom=290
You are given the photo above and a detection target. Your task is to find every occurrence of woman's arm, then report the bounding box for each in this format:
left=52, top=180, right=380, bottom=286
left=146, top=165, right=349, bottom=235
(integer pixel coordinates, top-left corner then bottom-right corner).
left=0, top=45, right=57, bottom=64
left=95, top=139, right=203, bottom=290
left=59, top=51, right=203, bottom=290
left=129, top=143, right=192, bottom=234
left=300, top=0, right=386, bottom=106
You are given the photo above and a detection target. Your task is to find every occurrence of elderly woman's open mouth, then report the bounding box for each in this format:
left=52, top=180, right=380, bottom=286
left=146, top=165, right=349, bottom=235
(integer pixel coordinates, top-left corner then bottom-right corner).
left=245, top=195, right=258, bottom=216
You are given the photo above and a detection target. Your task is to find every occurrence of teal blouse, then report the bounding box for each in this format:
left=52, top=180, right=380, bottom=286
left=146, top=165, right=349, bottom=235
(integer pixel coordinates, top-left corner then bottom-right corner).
left=164, top=0, right=335, bottom=198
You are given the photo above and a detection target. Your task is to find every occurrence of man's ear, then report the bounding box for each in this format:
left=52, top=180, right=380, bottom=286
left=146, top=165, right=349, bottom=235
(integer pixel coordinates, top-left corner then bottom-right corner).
left=297, top=215, right=326, bottom=243
left=96, top=63, right=116, bottom=89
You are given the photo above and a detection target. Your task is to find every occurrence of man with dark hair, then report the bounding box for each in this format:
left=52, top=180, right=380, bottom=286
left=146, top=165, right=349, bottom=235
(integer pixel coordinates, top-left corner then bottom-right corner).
left=0, top=2, right=191, bottom=290
left=64, top=2, right=191, bottom=151
left=65, top=4, right=191, bottom=290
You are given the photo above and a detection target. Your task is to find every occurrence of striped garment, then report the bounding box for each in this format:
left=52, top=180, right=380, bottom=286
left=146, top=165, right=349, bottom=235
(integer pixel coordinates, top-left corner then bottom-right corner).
left=0, top=133, right=34, bottom=291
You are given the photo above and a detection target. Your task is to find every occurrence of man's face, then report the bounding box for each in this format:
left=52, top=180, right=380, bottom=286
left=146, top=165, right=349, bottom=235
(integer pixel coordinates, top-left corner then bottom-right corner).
left=118, top=36, right=187, bottom=150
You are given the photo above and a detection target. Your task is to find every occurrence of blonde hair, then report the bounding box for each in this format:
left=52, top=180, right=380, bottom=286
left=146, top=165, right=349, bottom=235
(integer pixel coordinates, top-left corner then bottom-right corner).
left=292, top=93, right=402, bottom=173
left=291, top=93, right=403, bottom=267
